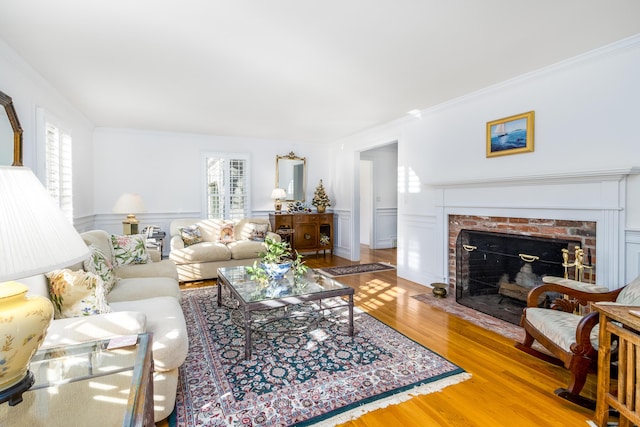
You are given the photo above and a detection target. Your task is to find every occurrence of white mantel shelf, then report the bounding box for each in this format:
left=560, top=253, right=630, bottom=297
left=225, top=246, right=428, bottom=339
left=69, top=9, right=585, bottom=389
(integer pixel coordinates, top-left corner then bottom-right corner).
left=428, top=167, right=640, bottom=189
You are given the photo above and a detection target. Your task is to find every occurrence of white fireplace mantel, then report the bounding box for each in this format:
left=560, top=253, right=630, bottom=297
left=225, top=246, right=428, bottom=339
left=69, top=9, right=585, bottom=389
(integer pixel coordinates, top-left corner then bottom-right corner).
left=435, top=167, right=640, bottom=289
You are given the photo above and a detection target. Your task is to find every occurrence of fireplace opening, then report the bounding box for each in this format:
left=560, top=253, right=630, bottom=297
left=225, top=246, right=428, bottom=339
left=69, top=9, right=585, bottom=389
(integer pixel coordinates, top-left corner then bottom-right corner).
left=455, top=229, right=582, bottom=325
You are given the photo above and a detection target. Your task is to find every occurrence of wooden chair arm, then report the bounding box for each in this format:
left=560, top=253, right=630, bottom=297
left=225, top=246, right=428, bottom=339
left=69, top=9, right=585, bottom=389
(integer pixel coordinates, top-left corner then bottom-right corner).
left=526, top=283, right=622, bottom=308
left=570, top=311, right=600, bottom=357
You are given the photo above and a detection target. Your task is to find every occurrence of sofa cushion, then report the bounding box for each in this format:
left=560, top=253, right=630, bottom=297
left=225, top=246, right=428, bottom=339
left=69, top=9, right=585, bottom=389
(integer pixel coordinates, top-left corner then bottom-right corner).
left=46, top=269, right=111, bottom=319
left=111, top=234, right=152, bottom=266
left=110, top=297, right=188, bottom=371
left=195, top=219, right=225, bottom=242
left=115, top=259, right=179, bottom=281
left=42, top=311, right=147, bottom=349
left=107, top=277, right=182, bottom=303
left=179, top=224, right=203, bottom=247
left=227, top=240, right=267, bottom=260
left=84, top=244, right=118, bottom=293
left=170, top=241, right=231, bottom=264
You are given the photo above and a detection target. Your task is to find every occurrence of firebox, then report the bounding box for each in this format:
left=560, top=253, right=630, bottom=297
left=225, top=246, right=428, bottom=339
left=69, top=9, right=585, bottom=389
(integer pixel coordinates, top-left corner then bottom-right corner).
left=455, top=229, right=582, bottom=324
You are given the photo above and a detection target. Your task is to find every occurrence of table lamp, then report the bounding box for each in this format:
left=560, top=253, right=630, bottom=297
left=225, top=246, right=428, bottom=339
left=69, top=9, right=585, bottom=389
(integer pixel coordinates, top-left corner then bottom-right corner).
left=271, top=188, right=287, bottom=213
left=112, top=193, right=146, bottom=234
left=0, top=166, right=90, bottom=405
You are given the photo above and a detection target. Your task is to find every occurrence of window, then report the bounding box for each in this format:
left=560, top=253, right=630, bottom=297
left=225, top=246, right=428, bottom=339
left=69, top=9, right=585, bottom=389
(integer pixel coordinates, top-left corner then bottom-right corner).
left=204, top=153, right=250, bottom=220
left=44, top=121, right=73, bottom=222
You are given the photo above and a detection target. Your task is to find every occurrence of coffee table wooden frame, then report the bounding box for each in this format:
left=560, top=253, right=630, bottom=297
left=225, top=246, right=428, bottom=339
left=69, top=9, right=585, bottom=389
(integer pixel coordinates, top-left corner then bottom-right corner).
left=217, top=267, right=354, bottom=359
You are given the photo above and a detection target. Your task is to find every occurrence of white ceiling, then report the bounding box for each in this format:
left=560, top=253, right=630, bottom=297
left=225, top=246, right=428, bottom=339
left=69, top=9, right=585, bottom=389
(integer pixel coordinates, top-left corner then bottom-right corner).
left=1, top=1, right=640, bottom=144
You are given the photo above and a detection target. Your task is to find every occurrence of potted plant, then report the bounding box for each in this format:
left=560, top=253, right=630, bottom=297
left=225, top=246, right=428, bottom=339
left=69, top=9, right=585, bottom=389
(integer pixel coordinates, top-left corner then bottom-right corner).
left=312, top=179, right=331, bottom=213
left=246, top=236, right=308, bottom=281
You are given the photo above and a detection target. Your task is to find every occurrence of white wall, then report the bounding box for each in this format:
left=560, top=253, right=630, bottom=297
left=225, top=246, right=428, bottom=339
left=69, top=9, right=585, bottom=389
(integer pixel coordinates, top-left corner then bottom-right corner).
left=0, top=39, right=95, bottom=222
left=332, top=35, right=640, bottom=287
left=92, top=127, right=330, bottom=236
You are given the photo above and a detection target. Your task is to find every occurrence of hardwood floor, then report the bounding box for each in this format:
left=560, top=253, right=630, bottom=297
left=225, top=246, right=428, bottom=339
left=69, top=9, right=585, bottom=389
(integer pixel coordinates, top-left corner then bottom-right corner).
left=160, top=246, right=597, bottom=426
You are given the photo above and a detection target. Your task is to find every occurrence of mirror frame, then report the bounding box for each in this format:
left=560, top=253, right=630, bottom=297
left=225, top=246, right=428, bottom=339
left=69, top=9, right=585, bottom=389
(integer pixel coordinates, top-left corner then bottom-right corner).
left=276, top=152, right=306, bottom=202
left=0, top=90, right=23, bottom=166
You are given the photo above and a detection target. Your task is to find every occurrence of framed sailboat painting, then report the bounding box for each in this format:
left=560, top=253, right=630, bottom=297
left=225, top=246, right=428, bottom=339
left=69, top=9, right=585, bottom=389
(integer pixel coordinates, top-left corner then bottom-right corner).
left=486, top=111, right=534, bottom=158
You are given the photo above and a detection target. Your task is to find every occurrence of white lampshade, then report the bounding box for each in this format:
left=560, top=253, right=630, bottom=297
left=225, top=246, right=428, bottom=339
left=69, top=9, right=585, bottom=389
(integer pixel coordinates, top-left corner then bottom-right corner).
left=0, top=166, right=90, bottom=282
left=271, top=188, right=287, bottom=200
left=112, top=193, right=146, bottom=214
left=112, top=193, right=146, bottom=235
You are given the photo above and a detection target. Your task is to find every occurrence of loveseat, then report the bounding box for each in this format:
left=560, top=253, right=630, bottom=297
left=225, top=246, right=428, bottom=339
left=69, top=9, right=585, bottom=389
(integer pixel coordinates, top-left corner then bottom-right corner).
left=169, top=218, right=281, bottom=282
left=19, top=230, right=188, bottom=422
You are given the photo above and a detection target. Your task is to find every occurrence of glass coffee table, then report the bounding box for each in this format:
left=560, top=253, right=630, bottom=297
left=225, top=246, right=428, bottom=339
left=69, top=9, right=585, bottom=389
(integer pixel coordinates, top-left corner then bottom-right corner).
left=217, top=266, right=355, bottom=359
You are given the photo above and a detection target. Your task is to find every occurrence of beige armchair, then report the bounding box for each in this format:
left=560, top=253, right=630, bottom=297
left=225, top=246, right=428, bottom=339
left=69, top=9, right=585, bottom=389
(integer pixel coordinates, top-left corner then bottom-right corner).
left=516, top=276, right=640, bottom=409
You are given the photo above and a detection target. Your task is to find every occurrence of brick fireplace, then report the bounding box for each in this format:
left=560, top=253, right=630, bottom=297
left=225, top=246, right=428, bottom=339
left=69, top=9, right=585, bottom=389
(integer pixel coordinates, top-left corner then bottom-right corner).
left=436, top=168, right=637, bottom=292
left=448, top=215, right=597, bottom=287
left=448, top=216, right=597, bottom=323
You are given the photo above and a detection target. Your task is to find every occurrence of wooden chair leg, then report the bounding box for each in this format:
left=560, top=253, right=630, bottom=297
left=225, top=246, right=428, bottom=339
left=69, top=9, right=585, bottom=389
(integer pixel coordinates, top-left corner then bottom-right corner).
left=554, top=356, right=595, bottom=410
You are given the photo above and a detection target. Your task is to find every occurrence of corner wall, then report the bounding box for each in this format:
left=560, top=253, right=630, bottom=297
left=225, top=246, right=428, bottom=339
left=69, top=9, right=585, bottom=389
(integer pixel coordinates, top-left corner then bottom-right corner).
left=331, top=35, right=640, bottom=288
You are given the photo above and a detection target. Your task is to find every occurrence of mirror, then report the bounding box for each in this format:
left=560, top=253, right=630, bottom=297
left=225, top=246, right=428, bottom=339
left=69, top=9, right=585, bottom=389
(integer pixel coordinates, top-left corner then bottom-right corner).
left=276, top=152, right=306, bottom=202
left=0, top=90, right=23, bottom=166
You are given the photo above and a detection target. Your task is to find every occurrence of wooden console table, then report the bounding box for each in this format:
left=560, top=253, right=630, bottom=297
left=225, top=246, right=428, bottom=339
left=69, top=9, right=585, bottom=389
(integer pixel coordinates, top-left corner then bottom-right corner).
left=269, top=212, right=333, bottom=256
left=593, top=303, right=640, bottom=426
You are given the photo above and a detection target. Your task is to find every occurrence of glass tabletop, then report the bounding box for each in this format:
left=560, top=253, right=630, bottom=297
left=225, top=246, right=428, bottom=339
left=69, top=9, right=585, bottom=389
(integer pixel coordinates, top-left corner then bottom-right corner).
left=0, top=334, right=149, bottom=427
left=218, top=266, right=352, bottom=303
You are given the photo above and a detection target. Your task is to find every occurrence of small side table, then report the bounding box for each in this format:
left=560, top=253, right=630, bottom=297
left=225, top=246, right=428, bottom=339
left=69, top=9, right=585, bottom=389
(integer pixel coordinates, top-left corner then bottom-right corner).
left=0, top=333, right=154, bottom=427
left=146, top=237, right=165, bottom=259
left=593, top=303, right=640, bottom=427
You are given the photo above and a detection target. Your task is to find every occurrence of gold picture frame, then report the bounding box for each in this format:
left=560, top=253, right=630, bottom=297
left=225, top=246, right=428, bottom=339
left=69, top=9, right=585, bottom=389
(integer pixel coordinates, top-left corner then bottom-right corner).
left=486, top=111, right=534, bottom=158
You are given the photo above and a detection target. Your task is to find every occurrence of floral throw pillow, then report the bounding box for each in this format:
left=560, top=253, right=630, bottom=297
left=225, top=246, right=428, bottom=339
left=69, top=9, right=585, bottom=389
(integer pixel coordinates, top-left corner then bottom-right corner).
left=46, top=269, right=111, bottom=319
left=111, top=234, right=151, bottom=267
left=179, top=225, right=203, bottom=247
left=83, top=244, right=118, bottom=294
left=219, top=223, right=235, bottom=243
left=248, top=222, right=269, bottom=241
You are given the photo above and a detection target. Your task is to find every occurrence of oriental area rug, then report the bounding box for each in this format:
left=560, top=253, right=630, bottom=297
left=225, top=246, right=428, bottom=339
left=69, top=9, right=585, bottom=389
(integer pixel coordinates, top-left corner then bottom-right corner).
left=170, top=286, right=470, bottom=427
left=317, top=262, right=395, bottom=278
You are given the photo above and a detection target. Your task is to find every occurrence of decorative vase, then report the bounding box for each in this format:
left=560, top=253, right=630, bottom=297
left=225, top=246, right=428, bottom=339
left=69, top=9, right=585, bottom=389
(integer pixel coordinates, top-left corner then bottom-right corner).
left=260, top=262, right=292, bottom=280
left=0, top=281, right=54, bottom=391
left=316, top=205, right=326, bottom=213
left=431, top=282, right=448, bottom=298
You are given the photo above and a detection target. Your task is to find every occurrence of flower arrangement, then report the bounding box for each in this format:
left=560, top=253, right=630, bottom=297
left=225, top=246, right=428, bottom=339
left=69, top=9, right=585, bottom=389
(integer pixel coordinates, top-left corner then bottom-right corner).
left=245, top=236, right=308, bottom=282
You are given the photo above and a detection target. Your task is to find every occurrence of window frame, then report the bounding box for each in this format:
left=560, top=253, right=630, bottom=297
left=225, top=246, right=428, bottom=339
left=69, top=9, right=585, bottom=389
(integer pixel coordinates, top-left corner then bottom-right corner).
left=202, top=152, right=251, bottom=220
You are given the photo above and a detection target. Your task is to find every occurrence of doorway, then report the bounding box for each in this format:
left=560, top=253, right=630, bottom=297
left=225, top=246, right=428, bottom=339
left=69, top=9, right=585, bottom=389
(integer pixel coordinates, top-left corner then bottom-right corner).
left=359, top=143, right=398, bottom=252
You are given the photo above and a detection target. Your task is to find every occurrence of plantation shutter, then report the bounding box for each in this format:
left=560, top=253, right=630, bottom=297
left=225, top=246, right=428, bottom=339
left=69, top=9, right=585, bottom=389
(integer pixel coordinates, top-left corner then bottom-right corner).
left=205, top=153, right=250, bottom=220
left=45, top=122, right=73, bottom=222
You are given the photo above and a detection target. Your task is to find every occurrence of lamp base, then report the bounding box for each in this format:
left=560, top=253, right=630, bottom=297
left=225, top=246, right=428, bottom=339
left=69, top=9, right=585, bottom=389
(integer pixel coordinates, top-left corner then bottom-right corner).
left=0, top=371, right=34, bottom=406
left=122, top=214, right=139, bottom=235
left=122, top=222, right=139, bottom=235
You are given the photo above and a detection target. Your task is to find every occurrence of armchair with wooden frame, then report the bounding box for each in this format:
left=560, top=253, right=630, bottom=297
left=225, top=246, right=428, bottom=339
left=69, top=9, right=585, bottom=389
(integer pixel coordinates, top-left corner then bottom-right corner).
left=516, top=275, right=640, bottom=409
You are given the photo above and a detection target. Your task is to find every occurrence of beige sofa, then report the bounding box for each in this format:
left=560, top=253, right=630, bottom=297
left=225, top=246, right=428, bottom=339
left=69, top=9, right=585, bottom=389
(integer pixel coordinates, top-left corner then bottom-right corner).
left=19, top=230, right=187, bottom=422
left=169, top=218, right=280, bottom=282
